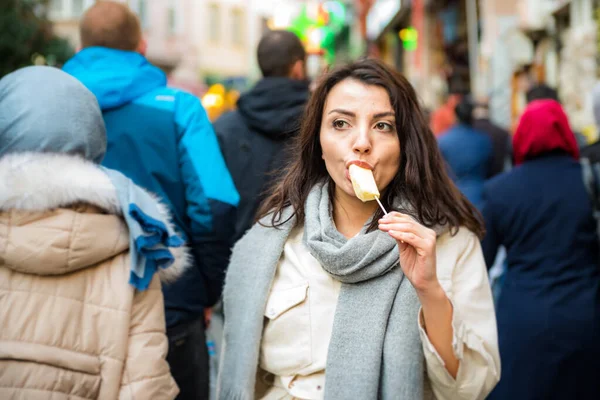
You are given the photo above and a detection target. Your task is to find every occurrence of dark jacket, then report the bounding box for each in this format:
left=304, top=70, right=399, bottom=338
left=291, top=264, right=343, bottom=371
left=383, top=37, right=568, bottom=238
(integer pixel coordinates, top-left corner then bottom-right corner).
left=483, top=154, right=600, bottom=400
left=64, top=47, right=240, bottom=328
left=473, top=118, right=511, bottom=177
left=214, top=77, right=309, bottom=243
left=438, top=123, right=493, bottom=209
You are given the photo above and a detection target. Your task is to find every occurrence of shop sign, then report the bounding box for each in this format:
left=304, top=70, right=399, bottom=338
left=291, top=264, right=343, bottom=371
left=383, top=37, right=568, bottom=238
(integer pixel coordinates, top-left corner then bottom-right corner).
left=366, top=0, right=401, bottom=40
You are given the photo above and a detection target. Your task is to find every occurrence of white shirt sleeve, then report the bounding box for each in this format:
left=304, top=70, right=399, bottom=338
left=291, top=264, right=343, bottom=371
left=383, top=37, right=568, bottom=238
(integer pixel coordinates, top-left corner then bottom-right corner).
left=418, top=229, right=501, bottom=400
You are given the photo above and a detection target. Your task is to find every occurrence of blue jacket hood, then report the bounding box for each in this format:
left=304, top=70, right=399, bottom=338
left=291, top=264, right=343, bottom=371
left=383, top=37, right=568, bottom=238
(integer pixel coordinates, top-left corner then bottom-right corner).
left=63, top=47, right=166, bottom=110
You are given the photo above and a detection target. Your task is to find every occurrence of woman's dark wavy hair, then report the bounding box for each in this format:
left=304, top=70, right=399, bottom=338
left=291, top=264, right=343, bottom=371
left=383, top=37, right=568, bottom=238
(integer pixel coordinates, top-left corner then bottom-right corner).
left=257, top=58, right=485, bottom=239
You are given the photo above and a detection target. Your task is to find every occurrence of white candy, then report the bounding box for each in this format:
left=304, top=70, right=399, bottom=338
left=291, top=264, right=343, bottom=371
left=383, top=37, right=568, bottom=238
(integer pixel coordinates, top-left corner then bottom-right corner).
left=349, top=164, right=380, bottom=202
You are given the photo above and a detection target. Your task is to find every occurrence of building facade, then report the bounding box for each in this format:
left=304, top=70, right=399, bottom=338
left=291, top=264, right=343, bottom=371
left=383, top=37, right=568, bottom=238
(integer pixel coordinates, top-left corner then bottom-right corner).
left=364, top=0, right=475, bottom=111
left=480, top=0, right=598, bottom=138
left=49, top=0, right=275, bottom=94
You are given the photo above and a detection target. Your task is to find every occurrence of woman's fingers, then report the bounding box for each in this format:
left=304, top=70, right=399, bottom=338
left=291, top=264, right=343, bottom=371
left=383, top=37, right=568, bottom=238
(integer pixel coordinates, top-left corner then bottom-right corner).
left=379, top=215, right=436, bottom=253
left=379, top=222, right=421, bottom=235
left=379, top=216, right=436, bottom=240
left=380, top=211, right=411, bottom=221
left=387, top=229, right=430, bottom=253
left=386, top=229, right=409, bottom=248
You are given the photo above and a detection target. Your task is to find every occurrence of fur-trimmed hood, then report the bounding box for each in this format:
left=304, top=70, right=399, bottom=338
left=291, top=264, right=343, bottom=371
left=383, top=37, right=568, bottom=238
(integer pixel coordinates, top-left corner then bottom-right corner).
left=0, top=152, right=189, bottom=282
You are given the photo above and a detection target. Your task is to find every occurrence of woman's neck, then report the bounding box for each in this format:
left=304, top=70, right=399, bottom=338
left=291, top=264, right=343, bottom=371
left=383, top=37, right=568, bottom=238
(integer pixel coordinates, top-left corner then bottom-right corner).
left=332, top=186, right=378, bottom=238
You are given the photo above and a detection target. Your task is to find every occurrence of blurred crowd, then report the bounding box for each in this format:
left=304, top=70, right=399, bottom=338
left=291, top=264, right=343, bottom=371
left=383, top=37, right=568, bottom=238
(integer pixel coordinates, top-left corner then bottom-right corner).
left=1, top=2, right=599, bottom=400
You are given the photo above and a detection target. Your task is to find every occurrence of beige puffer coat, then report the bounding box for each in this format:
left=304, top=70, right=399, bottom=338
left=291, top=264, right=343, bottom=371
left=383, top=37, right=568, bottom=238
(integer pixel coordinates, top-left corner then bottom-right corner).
left=0, top=153, right=187, bottom=400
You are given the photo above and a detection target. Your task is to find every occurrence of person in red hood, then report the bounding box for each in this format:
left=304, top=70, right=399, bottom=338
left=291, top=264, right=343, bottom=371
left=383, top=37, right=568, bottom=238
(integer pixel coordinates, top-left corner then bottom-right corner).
left=482, top=99, right=600, bottom=400
left=430, top=93, right=461, bottom=137
left=512, top=99, right=580, bottom=164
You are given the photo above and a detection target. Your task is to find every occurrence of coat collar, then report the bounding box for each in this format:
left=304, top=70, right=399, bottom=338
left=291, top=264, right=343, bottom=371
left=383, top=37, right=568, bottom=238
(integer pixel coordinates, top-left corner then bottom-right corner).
left=0, top=152, right=189, bottom=283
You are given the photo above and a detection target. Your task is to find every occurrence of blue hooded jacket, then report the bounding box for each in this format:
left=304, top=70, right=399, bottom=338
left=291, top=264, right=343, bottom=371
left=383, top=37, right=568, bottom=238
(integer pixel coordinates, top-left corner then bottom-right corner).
left=438, top=124, right=493, bottom=210
left=64, top=47, right=240, bottom=328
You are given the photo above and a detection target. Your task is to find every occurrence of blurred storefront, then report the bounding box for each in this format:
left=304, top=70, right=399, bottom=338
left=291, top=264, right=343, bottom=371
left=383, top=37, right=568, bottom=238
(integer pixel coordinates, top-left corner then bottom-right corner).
left=364, top=0, right=475, bottom=110
left=252, top=0, right=352, bottom=84
left=481, top=0, right=598, bottom=139
left=554, top=0, right=597, bottom=139
left=365, top=0, right=408, bottom=71
left=199, top=0, right=352, bottom=121
left=422, top=0, right=473, bottom=109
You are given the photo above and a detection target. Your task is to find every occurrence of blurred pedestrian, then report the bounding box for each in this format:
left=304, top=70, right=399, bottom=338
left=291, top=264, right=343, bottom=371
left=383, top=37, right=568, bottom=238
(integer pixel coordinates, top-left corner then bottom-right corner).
left=525, top=83, right=558, bottom=103
left=0, top=66, right=183, bottom=399
left=473, top=100, right=512, bottom=177
left=217, top=59, right=500, bottom=400
left=438, top=95, right=493, bottom=209
left=214, top=30, right=309, bottom=244
left=471, top=101, right=511, bottom=305
left=526, top=84, right=588, bottom=148
left=429, top=91, right=461, bottom=137
left=482, top=99, right=600, bottom=400
left=209, top=30, right=309, bottom=397
left=63, top=2, right=239, bottom=399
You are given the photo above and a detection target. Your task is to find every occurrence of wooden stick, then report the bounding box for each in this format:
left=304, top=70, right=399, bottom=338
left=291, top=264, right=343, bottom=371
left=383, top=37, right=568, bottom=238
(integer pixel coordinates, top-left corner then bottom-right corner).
left=375, top=197, right=388, bottom=215
left=376, top=197, right=403, bottom=242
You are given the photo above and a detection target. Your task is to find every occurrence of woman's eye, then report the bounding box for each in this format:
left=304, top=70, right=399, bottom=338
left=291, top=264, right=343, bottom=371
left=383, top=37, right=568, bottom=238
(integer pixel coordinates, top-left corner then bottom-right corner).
left=333, top=120, right=349, bottom=129
left=375, top=122, right=393, bottom=132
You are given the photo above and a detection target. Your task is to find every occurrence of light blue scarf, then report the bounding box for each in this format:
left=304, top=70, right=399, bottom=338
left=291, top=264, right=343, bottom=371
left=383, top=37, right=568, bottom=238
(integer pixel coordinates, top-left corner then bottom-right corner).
left=103, top=168, right=184, bottom=290
left=0, top=66, right=182, bottom=290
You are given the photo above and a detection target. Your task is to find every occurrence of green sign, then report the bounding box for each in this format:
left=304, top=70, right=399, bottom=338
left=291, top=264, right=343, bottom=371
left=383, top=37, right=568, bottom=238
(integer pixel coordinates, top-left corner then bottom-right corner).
left=399, top=27, right=418, bottom=51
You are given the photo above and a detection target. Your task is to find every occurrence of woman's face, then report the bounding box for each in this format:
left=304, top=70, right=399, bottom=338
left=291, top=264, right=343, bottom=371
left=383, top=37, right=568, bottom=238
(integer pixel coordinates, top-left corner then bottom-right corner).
left=320, top=78, right=401, bottom=201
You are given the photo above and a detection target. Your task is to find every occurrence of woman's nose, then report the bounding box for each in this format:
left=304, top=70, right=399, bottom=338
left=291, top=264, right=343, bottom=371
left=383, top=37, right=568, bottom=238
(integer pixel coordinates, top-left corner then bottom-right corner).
left=352, top=130, right=372, bottom=154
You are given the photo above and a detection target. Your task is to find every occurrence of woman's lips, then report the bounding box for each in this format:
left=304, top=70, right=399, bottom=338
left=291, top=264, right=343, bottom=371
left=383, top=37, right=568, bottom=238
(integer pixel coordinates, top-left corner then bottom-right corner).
left=346, top=160, right=374, bottom=170
left=345, top=160, right=375, bottom=182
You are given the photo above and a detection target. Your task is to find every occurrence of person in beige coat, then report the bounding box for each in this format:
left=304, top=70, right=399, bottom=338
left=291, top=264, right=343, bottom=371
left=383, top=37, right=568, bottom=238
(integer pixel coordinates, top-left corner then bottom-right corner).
left=0, top=66, right=185, bottom=399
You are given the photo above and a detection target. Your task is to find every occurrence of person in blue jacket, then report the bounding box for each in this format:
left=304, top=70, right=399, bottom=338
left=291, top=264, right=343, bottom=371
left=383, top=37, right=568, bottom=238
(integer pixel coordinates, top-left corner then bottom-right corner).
left=63, top=2, right=239, bottom=399
left=438, top=96, right=492, bottom=210
left=483, top=99, right=600, bottom=400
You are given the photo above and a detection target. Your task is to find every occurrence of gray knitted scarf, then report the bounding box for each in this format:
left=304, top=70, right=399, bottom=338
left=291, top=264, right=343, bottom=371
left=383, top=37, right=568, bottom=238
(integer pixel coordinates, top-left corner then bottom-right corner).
left=218, top=180, right=425, bottom=400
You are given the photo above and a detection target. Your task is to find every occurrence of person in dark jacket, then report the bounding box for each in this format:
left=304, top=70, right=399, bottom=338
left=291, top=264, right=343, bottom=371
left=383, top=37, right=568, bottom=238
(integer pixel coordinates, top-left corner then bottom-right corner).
left=473, top=100, right=511, bottom=177
left=526, top=84, right=588, bottom=148
left=62, top=2, right=239, bottom=399
left=483, top=99, right=600, bottom=400
left=438, top=95, right=493, bottom=209
left=214, top=30, right=309, bottom=243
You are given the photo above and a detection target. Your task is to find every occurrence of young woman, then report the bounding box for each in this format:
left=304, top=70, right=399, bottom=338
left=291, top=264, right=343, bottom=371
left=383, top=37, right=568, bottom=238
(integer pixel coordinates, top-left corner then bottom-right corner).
left=483, top=99, right=600, bottom=399
left=217, top=59, right=500, bottom=400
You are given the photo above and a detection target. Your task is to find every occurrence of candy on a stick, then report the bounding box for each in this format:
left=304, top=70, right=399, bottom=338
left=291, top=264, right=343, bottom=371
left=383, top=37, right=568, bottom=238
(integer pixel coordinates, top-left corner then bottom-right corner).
left=349, top=164, right=380, bottom=202
left=349, top=164, right=388, bottom=215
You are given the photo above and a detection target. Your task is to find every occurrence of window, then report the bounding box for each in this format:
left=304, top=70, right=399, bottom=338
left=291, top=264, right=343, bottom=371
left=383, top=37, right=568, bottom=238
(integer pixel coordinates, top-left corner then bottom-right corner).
left=167, top=0, right=184, bottom=35
left=208, top=4, right=220, bottom=43
left=168, top=4, right=176, bottom=34
left=50, top=0, right=63, bottom=13
left=72, top=0, right=85, bottom=17
left=139, top=0, right=148, bottom=29
left=231, top=8, right=244, bottom=46
left=128, top=0, right=149, bottom=29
